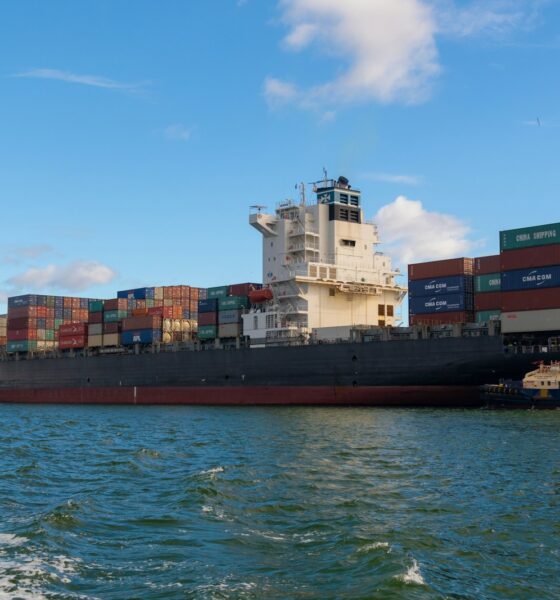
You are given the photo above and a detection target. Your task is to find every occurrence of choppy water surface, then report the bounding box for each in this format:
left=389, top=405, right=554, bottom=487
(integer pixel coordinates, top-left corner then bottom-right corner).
left=0, top=405, right=558, bottom=599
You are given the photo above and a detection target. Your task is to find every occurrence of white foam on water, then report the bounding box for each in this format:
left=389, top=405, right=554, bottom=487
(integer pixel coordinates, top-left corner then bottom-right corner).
left=201, top=466, right=224, bottom=476
left=202, top=505, right=213, bottom=513
left=398, top=558, right=426, bottom=586
left=358, top=542, right=390, bottom=553
left=0, top=534, right=26, bottom=547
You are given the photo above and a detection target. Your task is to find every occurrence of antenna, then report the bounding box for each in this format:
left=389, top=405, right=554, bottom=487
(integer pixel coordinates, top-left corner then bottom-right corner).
left=250, top=204, right=266, bottom=213
left=322, top=167, right=328, bottom=186
left=299, top=182, right=306, bottom=206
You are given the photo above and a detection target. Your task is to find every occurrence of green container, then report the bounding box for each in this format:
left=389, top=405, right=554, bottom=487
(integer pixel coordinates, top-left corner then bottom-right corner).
left=104, top=309, right=128, bottom=323
left=475, top=273, right=501, bottom=293
left=45, top=330, right=54, bottom=341
left=7, top=340, right=37, bottom=353
left=197, top=325, right=217, bottom=340
left=89, top=300, right=104, bottom=313
left=46, top=296, right=55, bottom=308
left=54, top=318, right=64, bottom=329
left=500, top=222, right=560, bottom=251
left=476, top=310, right=501, bottom=323
left=218, top=295, right=249, bottom=311
left=207, top=286, right=229, bottom=300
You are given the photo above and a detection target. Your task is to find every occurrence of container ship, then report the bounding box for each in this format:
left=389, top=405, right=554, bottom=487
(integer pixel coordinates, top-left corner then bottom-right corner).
left=1, top=175, right=559, bottom=406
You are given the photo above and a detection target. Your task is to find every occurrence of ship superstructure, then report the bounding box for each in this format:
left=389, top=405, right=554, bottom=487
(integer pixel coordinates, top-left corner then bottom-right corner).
left=243, top=175, right=406, bottom=346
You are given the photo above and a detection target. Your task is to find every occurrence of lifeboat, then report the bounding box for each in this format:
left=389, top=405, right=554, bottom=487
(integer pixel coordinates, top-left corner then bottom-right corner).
left=249, top=288, right=273, bottom=303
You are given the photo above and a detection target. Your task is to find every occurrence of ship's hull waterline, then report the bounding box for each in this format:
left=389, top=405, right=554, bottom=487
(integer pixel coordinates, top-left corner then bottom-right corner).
left=1, top=336, right=557, bottom=406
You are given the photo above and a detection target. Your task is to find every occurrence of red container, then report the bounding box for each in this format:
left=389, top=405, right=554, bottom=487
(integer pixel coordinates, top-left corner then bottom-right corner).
left=0, top=337, right=6, bottom=346
left=408, top=258, right=473, bottom=281
left=501, top=288, right=560, bottom=312
left=8, top=317, right=36, bottom=330
left=409, top=311, right=473, bottom=325
left=7, top=328, right=33, bottom=341
left=191, top=288, right=199, bottom=300
left=500, top=244, right=560, bottom=271
left=122, top=315, right=162, bottom=331
left=132, top=308, right=149, bottom=317
left=36, top=306, right=47, bottom=318
left=229, top=283, right=262, bottom=296
left=88, top=311, right=103, bottom=324
left=64, top=297, right=72, bottom=308
left=474, top=292, right=502, bottom=311
left=474, top=255, right=500, bottom=275
left=104, top=298, right=128, bottom=311
left=103, top=322, right=120, bottom=334
left=8, top=306, right=33, bottom=318
left=59, top=322, right=87, bottom=336
left=198, top=312, right=217, bottom=326
left=59, top=335, right=86, bottom=349
left=172, top=306, right=184, bottom=318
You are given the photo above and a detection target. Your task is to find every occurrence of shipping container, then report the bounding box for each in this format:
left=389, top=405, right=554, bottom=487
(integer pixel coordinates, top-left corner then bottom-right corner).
left=104, top=310, right=128, bottom=323
left=474, top=292, right=502, bottom=311
left=408, top=258, right=473, bottom=281
left=218, top=309, right=243, bottom=324
left=408, top=275, right=473, bottom=298
left=7, top=317, right=36, bottom=330
left=117, top=287, right=155, bottom=300
left=7, top=340, right=37, bottom=353
left=121, top=329, right=162, bottom=345
left=103, top=333, right=120, bottom=347
left=218, top=323, right=243, bottom=338
left=501, top=288, right=560, bottom=312
left=228, top=283, right=262, bottom=296
left=59, top=335, right=86, bottom=350
left=104, top=298, right=128, bottom=311
left=218, top=296, right=249, bottom=311
left=207, top=286, right=229, bottom=300
left=7, top=329, right=33, bottom=341
left=500, top=244, right=560, bottom=271
left=103, top=322, right=119, bottom=334
left=475, top=273, right=501, bottom=293
left=501, top=308, right=560, bottom=333
left=198, top=299, right=218, bottom=313
left=87, top=334, right=103, bottom=348
left=89, top=311, right=103, bottom=324
left=408, top=293, right=473, bottom=314
left=409, top=312, right=473, bottom=325
left=7, top=306, right=34, bottom=318
left=8, top=294, right=38, bottom=308
left=59, top=322, right=87, bottom=336
left=122, top=315, right=162, bottom=331
left=198, top=312, right=217, bottom=326
left=197, top=325, right=217, bottom=340
left=88, top=323, right=103, bottom=336
left=500, top=222, right=560, bottom=251
left=501, top=265, right=560, bottom=292
left=475, top=310, right=501, bottom=323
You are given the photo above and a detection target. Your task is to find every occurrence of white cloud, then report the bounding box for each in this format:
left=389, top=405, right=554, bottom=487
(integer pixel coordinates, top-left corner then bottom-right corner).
left=163, top=124, right=192, bottom=141
left=374, top=195, right=474, bottom=265
left=14, top=69, right=143, bottom=92
left=7, top=261, right=116, bottom=293
left=270, top=0, right=440, bottom=107
left=364, top=173, right=424, bottom=186
left=268, top=0, right=546, bottom=112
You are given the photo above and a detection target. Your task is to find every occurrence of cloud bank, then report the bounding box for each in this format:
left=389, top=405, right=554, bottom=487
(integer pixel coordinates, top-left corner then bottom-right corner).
left=374, top=195, right=474, bottom=265
left=7, top=261, right=116, bottom=293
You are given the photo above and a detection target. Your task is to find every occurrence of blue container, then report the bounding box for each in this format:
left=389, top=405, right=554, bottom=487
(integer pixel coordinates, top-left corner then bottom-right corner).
left=198, top=299, right=218, bottom=313
left=121, top=329, right=162, bottom=345
left=501, top=265, right=560, bottom=291
left=55, top=308, right=64, bottom=319
left=8, top=294, right=38, bottom=308
left=37, top=318, right=46, bottom=329
left=55, top=297, right=64, bottom=308
left=183, top=310, right=191, bottom=319
left=408, top=275, right=472, bottom=298
left=80, top=298, right=89, bottom=309
left=117, top=287, right=155, bottom=300
left=63, top=308, right=72, bottom=320
left=409, top=293, right=472, bottom=314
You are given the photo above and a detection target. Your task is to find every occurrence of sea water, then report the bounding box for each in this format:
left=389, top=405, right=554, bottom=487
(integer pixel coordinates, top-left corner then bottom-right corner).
left=0, top=405, right=558, bottom=599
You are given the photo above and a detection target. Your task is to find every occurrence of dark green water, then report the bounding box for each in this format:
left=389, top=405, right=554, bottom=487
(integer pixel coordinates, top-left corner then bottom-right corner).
left=0, top=405, right=558, bottom=599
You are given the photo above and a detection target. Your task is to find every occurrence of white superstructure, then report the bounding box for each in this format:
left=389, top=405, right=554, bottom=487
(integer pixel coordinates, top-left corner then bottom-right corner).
left=243, top=175, right=406, bottom=345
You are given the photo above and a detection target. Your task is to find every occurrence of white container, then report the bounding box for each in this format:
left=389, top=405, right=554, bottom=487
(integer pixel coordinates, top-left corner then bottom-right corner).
left=501, top=308, right=560, bottom=333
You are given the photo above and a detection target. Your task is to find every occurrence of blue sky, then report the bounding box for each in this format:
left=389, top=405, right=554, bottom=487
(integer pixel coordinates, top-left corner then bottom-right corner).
left=1, top=0, right=559, bottom=311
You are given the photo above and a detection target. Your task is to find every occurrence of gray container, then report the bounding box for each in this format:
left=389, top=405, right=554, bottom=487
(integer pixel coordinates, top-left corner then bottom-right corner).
left=218, top=323, right=242, bottom=338
left=501, top=308, right=560, bottom=333
left=218, top=309, right=243, bottom=324
left=88, top=323, right=103, bottom=336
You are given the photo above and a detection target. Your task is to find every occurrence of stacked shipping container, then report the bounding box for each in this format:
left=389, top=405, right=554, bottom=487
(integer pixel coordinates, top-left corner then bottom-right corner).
left=6, top=295, right=92, bottom=353
left=499, top=222, right=560, bottom=333
left=408, top=259, right=474, bottom=325
left=0, top=314, right=6, bottom=347
left=474, top=255, right=501, bottom=323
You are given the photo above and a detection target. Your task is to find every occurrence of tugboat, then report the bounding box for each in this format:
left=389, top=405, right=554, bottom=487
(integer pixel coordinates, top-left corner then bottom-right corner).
left=482, top=362, right=560, bottom=409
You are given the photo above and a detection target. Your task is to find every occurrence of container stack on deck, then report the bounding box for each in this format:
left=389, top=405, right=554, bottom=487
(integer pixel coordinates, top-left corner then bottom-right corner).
left=0, top=315, right=6, bottom=347
left=474, top=255, right=501, bottom=323
left=499, top=222, right=560, bottom=334
left=6, top=294, right=92, bottom=353
left=197, top=283, right=260, bottom=343
left=408, top=259, right=474, bottom=325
